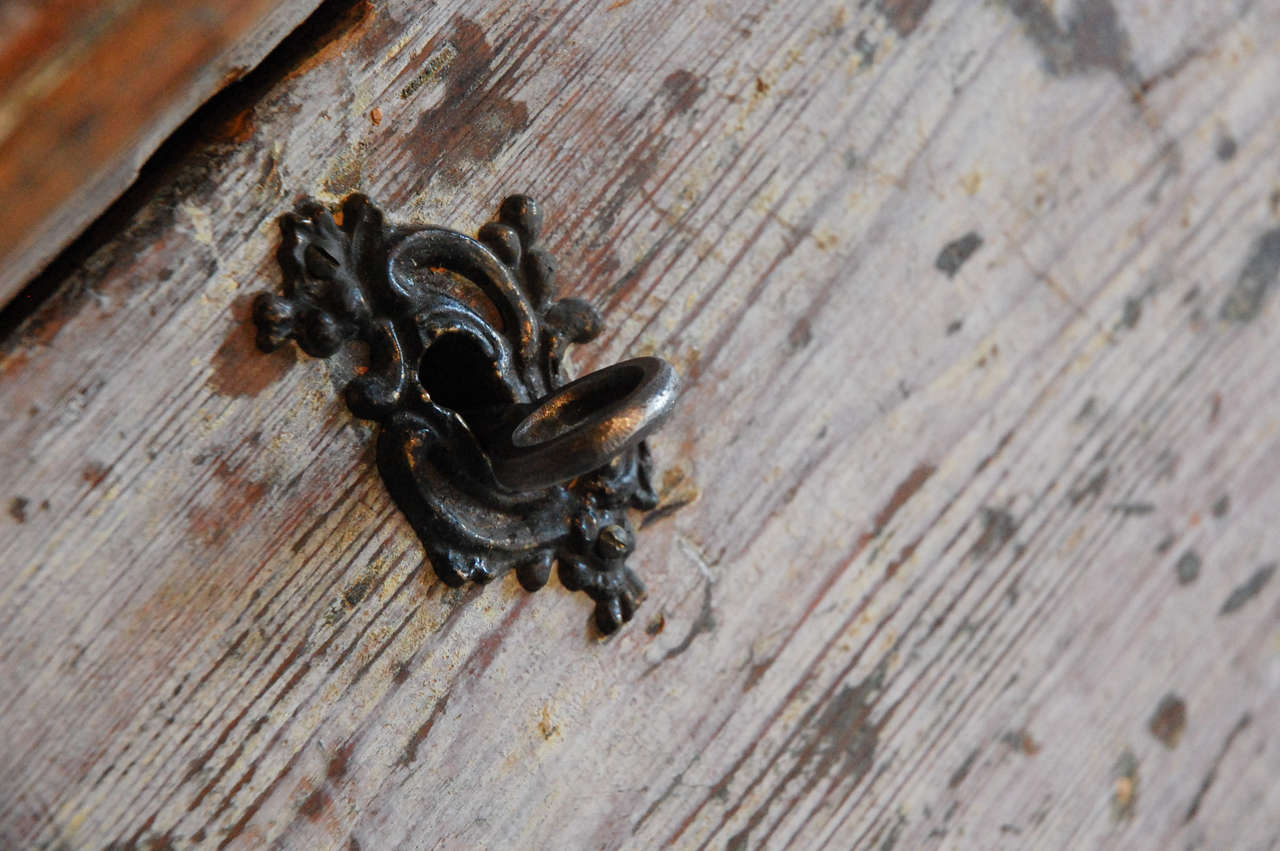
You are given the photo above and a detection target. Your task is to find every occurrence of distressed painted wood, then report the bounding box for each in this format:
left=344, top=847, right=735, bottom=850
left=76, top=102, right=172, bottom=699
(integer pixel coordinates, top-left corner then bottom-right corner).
left=2, top=0, right=1279, bottom=848
left=0, top=0, right=327, bottom=305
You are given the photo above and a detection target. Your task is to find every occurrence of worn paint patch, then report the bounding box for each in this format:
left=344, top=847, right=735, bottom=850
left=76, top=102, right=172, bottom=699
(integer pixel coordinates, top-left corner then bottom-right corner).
left=661, top=69, right=706, bottom=116
left=935, top=232, right=983, bottom=277
left=1148, top=693, right=1186, bottom=748
left=401, top=18, right=530, bottom=191
left=877, top=0, right=933, bottom=37
left=323, top=140, right=369, bottom=196
left=1002, top=0, right=1139, bottom=87
left=803, top=667, right=884, bottom=785
left=209, top=299, right=297, bottom=397
left=1220, top=229, right=1280, bottom=322
left=400, top=43, right=458, bottom=99
left=726, top=663, right=886, bottom=849
left=298, top=785, right=330, bottom=820
left=186, top=460, right=270, bottom=547
left=1219, top=563, right=1276, bottom=615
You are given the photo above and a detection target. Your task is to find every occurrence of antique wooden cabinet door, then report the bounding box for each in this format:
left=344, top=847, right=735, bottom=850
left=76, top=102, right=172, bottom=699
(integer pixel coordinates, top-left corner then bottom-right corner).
left=2, top=1, right=1279, bottom=848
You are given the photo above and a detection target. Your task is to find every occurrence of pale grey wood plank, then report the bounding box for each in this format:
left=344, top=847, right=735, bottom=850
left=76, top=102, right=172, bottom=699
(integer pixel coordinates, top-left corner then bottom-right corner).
left=1, top=1, right=1277, bottom=848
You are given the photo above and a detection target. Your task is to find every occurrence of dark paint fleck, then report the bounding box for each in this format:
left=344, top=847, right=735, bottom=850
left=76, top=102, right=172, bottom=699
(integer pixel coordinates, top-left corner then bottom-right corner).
left=1120, top=296, right=1142, bottom=329
left=945, top=319, right=963, bottom=335
left=1174, top=550, right=1201, bottom=585
left=854, top=30, right=878, bottom=68
left=788, top=317, right=813, bottom=351
left=1109, top=502, right=1154, bottom=516
left=400, top=696, right=450, bottom=765
left=1068, top=468, right=1109, bottom=505
left=391, top=661, right=411, bottom=685
left=343, top=574, right=373, bottom=608
left=1111, top=749, right=1139, bottom=821
left=1219, top=564, right=1276, bottom=615
left=1155, top=534, right=1175, bottom=555
left=948, top=749, right=979, bottom=789
left=8, top=496, right=27, bottom=522
left=81, top=461, right=111, bottom=489
left=1220, top=228, right=1280, bottom=322
left=877, top=0, right=934, bottom=36
left=1185, top=713, right=1251, bottom=823
left=884, top=535, right=921, bottom=579
left=1211, top=495, right=1230, bottom=518
left=645, top=612, right=666, bottom=635
left=639, top=496, right=694, bottom=528
left=327, top=741, right=354, bottom=780
left=1001, top=728, right=1041, bottom=755
left=299, top=786, right=330, bottom=820
left=1003, top=0, right=1139, bottom=87
left=935, top=232, right=983, bottom=277
left=1215, top=134, right=1238, bottom=161
left=1148, top=693, right=1187, bottom=748
left=870, top=464, right=936, bottom=539
left=878, top=813, right=907, bottom=850
left=971, top=507, right=1017, bottom=560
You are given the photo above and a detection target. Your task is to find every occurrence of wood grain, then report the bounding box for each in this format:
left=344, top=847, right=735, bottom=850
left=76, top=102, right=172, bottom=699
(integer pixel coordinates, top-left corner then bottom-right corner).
left=2, top=0, right=1279, bottom=847
left=0, top=0, right=327, bottom=307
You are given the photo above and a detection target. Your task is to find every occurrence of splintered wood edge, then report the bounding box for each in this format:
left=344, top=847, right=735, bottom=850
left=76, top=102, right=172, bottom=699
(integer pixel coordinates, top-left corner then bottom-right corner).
left=0, top=0, right=328, bottom=308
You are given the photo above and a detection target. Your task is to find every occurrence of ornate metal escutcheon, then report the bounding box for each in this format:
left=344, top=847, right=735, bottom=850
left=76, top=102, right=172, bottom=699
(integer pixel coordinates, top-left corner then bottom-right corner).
left=253, top=194, right=680, bottom=633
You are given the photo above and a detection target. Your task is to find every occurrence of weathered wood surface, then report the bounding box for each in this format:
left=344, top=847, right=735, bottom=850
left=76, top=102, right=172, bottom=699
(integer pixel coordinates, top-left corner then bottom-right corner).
left=0, top=0, right=326, bottom=305
left=3, top=0, right=1280, bottom=847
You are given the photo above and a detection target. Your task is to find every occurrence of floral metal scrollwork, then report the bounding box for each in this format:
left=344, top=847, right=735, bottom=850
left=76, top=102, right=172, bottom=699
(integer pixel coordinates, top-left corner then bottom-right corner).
left=253, top=194, right=679, bottom=633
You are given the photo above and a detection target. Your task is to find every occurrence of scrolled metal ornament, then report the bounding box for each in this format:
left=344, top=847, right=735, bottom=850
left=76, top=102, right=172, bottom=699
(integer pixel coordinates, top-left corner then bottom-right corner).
left=253, top=193, right=679, bottom=633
